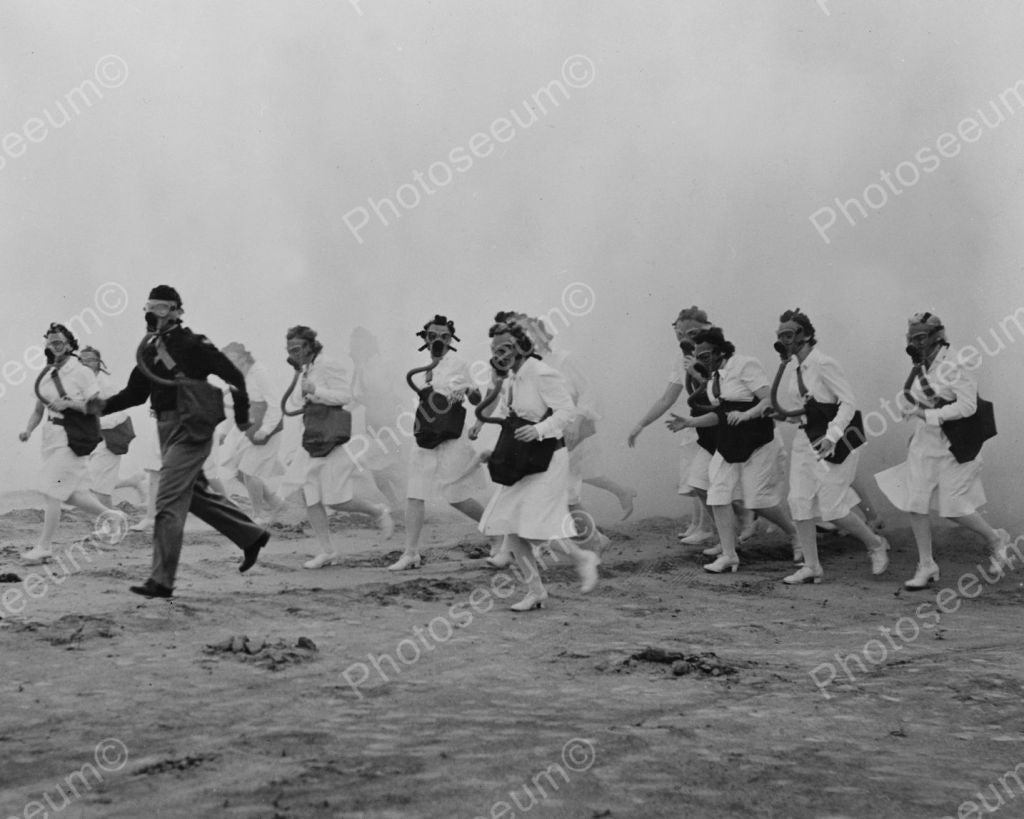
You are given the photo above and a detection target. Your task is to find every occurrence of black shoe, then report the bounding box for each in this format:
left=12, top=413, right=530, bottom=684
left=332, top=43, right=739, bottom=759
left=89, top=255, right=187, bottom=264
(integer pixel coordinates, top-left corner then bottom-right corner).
left=240, top=530, right=270, bottom=573
left=129, top=579, right=173, bottom=599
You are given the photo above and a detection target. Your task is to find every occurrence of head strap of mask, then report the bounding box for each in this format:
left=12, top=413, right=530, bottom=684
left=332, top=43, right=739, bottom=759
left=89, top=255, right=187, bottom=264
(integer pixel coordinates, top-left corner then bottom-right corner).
left=416, top=314, right=459, bottom=354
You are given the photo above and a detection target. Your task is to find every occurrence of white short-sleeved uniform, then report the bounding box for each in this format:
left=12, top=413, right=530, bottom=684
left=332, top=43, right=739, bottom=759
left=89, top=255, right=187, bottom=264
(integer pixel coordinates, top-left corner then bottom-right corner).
left=220, top=361, right=284, bottom=481
left=668, top=352, right=705, bottom=496
left=705, top=354, right=784, bottom=509
left=875, top=348, right=986, bottom=517
left=479, top=358, right=578, bottom=541
left=34, top=358, right=99, bottom=501
left=544, top=349, right=604, bottom=500
left=782, top=349, right=861, bottom=522
left=406, top=354, right=488, bottom=503
left=86, top=371, right=130, bottom=495
left=279, top=356, right=360, bottom=506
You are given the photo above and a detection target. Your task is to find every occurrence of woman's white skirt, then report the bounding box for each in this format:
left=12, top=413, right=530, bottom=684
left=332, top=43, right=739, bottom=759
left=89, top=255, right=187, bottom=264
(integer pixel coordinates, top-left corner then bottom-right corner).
left=479, top=447, right=576, bottom=541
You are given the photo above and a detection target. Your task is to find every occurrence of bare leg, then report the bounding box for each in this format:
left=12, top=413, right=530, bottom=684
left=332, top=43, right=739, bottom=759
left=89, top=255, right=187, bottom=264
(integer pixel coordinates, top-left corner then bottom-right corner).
left=393, top=498, right=425, bottom=564
left=66, top=489, right=113, bottom=517
left=909, top=512, right=933, bottom=566
left=305, top=501, right=336, bottom=555
left=755, top=504, right=796, bottom=538
left=371, top=463, right=405, bottom=519
left=583, top=475, right=637, bottom=519
left=835, top=511, right=884, bottom=549
left=93, top=492, right=113, bottom=508
left=793, top=519, right=819, bottom=570
left=450, top=498, right=484, bottom=522
left=36, top=497, right=63, bottom=549
left=508, top=534, right=546, bottom=608
left=710, top=504, right=738, bottom=561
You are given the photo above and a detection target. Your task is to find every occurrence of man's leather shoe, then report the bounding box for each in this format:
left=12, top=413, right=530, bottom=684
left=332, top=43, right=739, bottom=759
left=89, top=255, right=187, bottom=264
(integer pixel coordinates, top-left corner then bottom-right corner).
left=240, top=530, right=270, bottom=573
left=129, top=579, right=173, bottom=599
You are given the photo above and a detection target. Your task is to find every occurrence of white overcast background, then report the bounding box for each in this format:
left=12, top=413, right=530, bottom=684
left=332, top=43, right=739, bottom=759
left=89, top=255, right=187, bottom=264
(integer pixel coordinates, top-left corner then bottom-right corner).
left=1, top=0, right=1022, bottom=529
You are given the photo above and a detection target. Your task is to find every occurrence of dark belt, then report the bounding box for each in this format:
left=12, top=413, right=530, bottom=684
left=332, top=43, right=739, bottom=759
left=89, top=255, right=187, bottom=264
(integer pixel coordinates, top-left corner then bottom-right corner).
left=553, top=438, right=565, bottom=450
left=48, top=416, right=64, bottom=425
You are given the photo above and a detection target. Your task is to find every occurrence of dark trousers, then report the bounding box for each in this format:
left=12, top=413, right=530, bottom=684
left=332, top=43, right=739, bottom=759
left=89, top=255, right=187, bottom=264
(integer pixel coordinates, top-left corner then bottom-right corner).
left=151, top=413, right=265, bottom=588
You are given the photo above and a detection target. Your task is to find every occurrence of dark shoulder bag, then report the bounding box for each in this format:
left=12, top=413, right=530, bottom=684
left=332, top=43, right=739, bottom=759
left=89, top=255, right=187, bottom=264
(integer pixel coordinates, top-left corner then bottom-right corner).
left=302, top=403, right=352, bottom=457
left=801, top=399, right=865, bottom=465
left=414, top=387, right=466, bottom=450
left=101, top=417, right=136, bottom=455
left=487, top=412, right=561, bottom=486
left=940, top=397, right=997, bottom=464
left=49, top=369, right=102, bottom=457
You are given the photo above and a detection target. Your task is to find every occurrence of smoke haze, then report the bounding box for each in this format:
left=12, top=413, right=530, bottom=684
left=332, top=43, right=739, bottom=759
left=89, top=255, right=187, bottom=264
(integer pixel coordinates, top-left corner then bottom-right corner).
left=2, top=0, right=1022, bottom=528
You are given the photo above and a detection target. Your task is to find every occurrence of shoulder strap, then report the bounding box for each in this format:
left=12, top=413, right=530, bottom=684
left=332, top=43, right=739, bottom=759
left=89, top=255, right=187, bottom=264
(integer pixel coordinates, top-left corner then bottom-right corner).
left=50, top=367, right=68, bottom=398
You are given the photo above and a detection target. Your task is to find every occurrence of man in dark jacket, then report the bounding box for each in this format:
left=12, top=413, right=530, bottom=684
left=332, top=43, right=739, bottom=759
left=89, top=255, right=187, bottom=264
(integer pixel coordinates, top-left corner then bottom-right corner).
left=100, top=285, right=269, bottom=598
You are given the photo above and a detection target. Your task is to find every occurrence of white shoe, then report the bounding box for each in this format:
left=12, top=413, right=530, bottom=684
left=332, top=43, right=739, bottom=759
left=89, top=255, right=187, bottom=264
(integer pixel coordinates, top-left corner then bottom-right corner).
left=678, top=530, right=715, bottom=545
left=129, top=517, right=154, bottom=532
left=510, top=589, right=548, bottom=611
left=21, top=545, right=53, bottom=565
left=783, top=565, right=823, bottom=584
left=377, top=506, right=395, bottom=540
left=576, top=550, right=600, bottom=594
left=702, top=543, right=723, bottom=557
left=387, top=553, right=422, bottom=571
left=303, top=552, right=339, bottom=569
left=869, top=536, right=890, bottom=576
left=703, top=555, right=739, bottom=574
left=904, top=561, right=939, bottom=590
left=989, top=529, right=1012, bottom=575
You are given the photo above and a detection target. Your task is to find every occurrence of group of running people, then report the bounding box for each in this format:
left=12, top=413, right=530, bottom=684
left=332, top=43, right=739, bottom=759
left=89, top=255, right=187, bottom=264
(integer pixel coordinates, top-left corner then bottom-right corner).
left=14, top=287, right=1010, bottom=607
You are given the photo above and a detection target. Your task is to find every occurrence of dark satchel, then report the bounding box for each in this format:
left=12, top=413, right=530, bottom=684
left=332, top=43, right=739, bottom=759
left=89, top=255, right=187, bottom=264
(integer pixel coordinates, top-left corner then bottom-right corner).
left=101, top=417, right=136, bottom=455
left=175, top=379, right=227, bottom=445
left=245, top=400, right=283, bottom=444
left=414, top=387, right=466, bottom=450
left=714, top=400, right=774, bottom=464
left=49, top=369, right=102, bottom=456
left=487, top=414, right=561, bottom=486
left=302, top=403, right=352, bottom=457
left=941, top=397, right=997, bottom=464
left=686, top=385, right=718, bottom=454
left=801, top=399, right=865, bottom=465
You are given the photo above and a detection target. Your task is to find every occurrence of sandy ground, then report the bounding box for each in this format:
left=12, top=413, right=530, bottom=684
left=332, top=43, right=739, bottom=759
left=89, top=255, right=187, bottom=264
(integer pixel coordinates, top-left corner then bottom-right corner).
left=1, top=494, right=1023, bottom=819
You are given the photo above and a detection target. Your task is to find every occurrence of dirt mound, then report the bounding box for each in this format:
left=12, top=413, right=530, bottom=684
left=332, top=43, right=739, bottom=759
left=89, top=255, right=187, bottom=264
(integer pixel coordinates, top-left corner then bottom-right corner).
left=136, top=754, right=217, bottom=776
left=9, top=614, right=121, bottom=645
left=364, top=577, right=477, bottom=605
left=204, top=635, right=318, bottom=670
left=604, top=646, right=739, bottom=678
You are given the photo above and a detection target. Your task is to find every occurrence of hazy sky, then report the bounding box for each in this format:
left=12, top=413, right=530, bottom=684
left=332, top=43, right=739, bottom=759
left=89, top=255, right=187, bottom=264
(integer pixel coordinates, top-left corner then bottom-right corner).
left=2, top=1, right=1023, bottom=527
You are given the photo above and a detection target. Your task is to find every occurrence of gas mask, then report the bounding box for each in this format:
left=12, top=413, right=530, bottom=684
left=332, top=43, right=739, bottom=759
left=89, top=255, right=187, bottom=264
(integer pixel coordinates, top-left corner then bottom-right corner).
left=905, top=312, right=946, bottom=364
left=905, top=329, right=943, bottom=364
left=694, top=344, right=722, bottom=374
left=418, top=326, right=458, bottom=359
left=143, top=301, right=178, bottom=333
left=774, top=323, right=806, bottom=361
